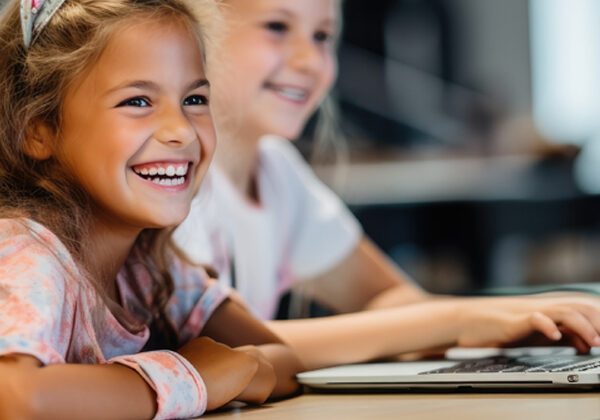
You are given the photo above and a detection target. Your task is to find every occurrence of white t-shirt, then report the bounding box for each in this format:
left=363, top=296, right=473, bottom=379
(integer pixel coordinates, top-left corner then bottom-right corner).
left=174, top=136, right=362, bottom=320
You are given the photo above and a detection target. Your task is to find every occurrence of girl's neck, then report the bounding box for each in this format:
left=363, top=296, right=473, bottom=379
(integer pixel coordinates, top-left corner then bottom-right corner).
left=85, top=218, right=140, bottom=301
left=215, top=129, right=262, bottom=203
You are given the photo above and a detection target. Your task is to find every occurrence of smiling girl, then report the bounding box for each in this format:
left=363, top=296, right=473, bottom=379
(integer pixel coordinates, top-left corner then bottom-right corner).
left=176, top=0, right=600, bottom=371
left=0, top=0, right=301, bottom=418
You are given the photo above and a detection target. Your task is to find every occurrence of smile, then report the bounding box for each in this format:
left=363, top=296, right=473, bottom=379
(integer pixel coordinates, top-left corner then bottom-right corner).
left=131, top=162, right=190, bottom=186
left=264, top=82, right=309, bottom=103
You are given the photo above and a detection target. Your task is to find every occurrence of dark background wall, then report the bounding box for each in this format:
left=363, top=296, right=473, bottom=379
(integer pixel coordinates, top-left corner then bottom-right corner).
left=318, top=0, right=600, bottom=293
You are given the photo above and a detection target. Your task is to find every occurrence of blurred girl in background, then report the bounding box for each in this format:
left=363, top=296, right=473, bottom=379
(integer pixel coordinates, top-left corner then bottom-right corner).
left=175, top=0, right=600, bottom=371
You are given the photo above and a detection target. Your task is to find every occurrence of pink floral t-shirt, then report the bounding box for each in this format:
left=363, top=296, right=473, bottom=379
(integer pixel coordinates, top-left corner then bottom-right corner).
left=0, top=218, right=230, bottom=419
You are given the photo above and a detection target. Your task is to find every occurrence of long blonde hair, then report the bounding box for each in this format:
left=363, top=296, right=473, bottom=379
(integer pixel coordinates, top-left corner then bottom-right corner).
left=0, top=0, right=215, bottom=349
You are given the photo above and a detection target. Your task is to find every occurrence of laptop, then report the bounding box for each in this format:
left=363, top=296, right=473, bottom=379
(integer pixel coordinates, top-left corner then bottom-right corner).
left=297, top=347, right=600, bottom=390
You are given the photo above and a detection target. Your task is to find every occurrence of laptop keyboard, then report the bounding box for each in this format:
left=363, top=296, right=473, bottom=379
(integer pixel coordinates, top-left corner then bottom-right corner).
left=421, top=356, right=600, bottom=374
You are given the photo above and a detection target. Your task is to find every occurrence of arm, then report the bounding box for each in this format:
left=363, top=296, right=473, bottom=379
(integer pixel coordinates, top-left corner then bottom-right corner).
left=298, top=237, right=429, bottom=314
left=0, top=354, right=156, bottom=420
left=268, top=295, right=600, bottom=370
left=201, top=298, right=303, bottom=399
left=0, top=339, right=264, bottom=419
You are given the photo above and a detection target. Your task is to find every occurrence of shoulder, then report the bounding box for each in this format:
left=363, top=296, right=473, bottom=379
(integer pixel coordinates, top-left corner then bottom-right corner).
left=0, top=218, right=81, bottom=295
left=0, top=219, right=85, bottom=364
left=0, top=218, right=42, bottom=254
left=257, top=135, right=324, bottom=195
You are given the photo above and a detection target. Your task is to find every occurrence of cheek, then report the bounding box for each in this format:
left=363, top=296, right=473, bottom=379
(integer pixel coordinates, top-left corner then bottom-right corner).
left=196, top=117, right=217, bottom=161
left=191, top=126, right=217, bottom=191
left=104, top=126, right=146, bottom=163
left=203, top=130, right=217, bottom=162
left=225, top=38, right=280, bottom=84
left=318, top=56, right=337, bottom=98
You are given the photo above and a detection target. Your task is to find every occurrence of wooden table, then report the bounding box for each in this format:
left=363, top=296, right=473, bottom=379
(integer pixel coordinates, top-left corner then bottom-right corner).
left=203, top=391, right=600, bottom=420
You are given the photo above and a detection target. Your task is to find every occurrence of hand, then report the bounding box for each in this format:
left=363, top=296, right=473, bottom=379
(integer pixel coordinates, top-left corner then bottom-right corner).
left=456, top=296, right=600, bottom=353
left=233, top=345, right=277, bottom=404
left=178, top=337, right=259, bottom=411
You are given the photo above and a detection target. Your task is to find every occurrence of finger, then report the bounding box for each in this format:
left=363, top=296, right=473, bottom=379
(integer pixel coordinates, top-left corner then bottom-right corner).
left=559, top=328, right=591, bottom=354
left=234, top=345, right=260, bottom=357
left=235, top=357, right=275, bottom=404
left=528, top=311, right=562, bottom=341
left=548, top=308, right=600, bottom=348
left=568, top=303, right=600, bottom=337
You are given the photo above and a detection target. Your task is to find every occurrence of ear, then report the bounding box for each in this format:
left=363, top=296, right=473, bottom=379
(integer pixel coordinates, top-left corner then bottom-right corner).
left=23, top=120, right=54, bottom=160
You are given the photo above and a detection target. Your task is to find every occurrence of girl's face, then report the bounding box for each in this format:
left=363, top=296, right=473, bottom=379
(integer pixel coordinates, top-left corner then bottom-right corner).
left=211, top=0, right=338, bottom=141
left=57, top=19, right=215, bottom=233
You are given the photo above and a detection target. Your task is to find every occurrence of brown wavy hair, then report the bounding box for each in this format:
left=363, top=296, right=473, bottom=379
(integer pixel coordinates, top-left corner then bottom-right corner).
left=0, top=0, right=216, bottom=349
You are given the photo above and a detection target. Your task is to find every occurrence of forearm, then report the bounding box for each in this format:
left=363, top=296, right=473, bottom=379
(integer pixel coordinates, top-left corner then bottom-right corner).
left=271, top=294, right=600, bottom=370
left=267, top=300, right=462, bottom=370
left=37, top=363, right=157, bottom=419
left=1, top=359, right=156, bottom=420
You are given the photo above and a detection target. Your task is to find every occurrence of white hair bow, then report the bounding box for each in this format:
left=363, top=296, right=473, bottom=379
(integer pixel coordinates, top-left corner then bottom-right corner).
left=20, top=0, right=67, bottom=48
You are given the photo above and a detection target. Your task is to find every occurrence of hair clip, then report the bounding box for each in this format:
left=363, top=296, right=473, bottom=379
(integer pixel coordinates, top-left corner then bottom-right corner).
left=21, top=0, right=67, bottom=48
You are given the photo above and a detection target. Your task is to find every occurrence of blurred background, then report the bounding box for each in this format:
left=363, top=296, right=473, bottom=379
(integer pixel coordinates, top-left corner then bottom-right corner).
left=299, top=0, right=600, bottom=294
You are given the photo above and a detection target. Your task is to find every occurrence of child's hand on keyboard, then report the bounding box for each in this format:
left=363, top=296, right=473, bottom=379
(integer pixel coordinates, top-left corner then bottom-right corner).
left=455, top=296, right=600, bottom=353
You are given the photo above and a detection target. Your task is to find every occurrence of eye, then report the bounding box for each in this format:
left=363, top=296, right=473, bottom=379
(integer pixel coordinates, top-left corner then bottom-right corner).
left=116, top=96, right=151, bottom=108
left=265, top=21, right=288, bottom=34
left=183, top=94, right=208, bottom=106
left=314, top=30, right=332, bottom=44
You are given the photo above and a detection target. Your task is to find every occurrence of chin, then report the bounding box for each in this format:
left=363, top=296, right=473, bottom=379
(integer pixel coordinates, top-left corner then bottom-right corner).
left=149, top=212, right=188, bottom=230
left=254, top=116, right=305, bottom=141
left=267, top=125, right=304, bottom=141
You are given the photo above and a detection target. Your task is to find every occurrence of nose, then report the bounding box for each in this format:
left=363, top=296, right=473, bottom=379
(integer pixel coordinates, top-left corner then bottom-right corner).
left=287, top=33, right=324, bottom=76
left=153, top=103, right=197, bottom=147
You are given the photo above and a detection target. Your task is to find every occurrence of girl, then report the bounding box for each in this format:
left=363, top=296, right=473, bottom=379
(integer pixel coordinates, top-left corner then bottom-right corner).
left=175, top=0, right=600, bottom=370
left=0, top=0, right=302, bottom=419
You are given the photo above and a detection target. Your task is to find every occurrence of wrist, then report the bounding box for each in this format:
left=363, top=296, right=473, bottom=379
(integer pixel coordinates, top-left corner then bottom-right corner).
left=178, top=338, right=258, bottom=411
left=110, top=350, right=207, bottom=420
left=437, top=299, right=469, bottom=346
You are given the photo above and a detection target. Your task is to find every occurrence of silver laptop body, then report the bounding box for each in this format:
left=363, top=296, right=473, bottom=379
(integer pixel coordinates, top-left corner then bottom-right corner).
left=297, top=347, right=600, bottom=390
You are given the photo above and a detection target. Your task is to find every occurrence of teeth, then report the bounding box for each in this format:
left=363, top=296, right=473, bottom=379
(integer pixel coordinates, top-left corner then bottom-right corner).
left=134, top=163, right=189, bottom=183
left=281, top=90, right=306, bottom=101
left=273, top=86, right=307, bottom=101
left=150, top=176, right=185, bottom=186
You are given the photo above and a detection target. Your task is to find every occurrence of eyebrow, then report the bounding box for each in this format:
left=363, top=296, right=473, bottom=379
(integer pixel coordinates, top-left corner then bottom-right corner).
left=267, top=8, right=294, bottom=18
left=265, top=8, right=338, bottom=28
left=188, top=79, right=210, bottom=90
left=105, top=79, right=209, bottom=95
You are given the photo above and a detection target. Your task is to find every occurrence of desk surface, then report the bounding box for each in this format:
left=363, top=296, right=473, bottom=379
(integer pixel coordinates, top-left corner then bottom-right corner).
left=203, top=391, right=600, bottom=420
